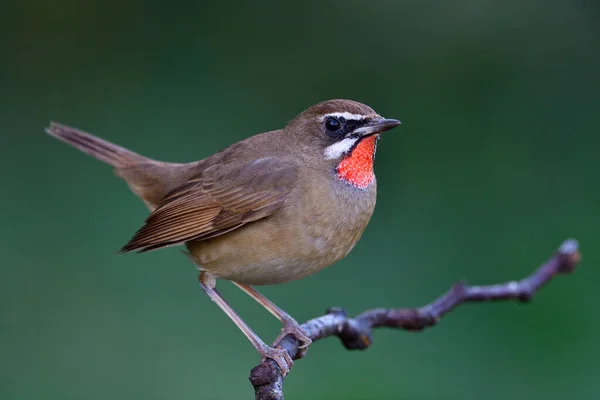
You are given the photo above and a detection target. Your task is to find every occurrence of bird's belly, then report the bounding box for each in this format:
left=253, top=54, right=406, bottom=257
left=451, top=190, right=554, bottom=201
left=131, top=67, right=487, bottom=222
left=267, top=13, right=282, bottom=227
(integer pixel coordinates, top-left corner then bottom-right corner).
left=206, top=257, right=331, bottom=286
left=185, top=214, right=366, bottom=285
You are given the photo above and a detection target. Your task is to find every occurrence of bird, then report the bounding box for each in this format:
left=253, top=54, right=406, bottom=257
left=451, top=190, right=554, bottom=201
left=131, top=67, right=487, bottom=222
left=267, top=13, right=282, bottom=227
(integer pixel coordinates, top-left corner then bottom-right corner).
left=46, top=99, right=401, bottom=375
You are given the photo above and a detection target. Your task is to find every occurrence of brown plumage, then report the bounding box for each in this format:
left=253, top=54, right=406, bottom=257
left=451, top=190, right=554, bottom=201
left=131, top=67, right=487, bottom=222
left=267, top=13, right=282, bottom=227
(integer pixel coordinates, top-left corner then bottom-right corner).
left=121, top=157, right=298, bottom=252
left=46, top=99, right=401, bottom=375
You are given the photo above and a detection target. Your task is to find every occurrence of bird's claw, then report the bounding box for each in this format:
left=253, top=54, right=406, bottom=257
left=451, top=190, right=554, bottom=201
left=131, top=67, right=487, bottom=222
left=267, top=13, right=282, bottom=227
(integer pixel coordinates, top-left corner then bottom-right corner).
left=260, top=344, right=294, bottom=377
left=274, top=321, right=312, bottom=358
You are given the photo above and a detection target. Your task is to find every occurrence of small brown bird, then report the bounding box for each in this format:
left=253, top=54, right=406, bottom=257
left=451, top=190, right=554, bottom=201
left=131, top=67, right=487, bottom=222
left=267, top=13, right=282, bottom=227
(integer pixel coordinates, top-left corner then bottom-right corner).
left=46, top=99, right=400, bottom=375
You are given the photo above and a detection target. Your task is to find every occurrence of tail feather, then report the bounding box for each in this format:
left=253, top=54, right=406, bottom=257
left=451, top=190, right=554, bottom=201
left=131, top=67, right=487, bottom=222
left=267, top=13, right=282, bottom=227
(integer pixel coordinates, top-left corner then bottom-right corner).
left=46, top=122, right=148, bottom=168
left=46, top=121, right=198, bottom=211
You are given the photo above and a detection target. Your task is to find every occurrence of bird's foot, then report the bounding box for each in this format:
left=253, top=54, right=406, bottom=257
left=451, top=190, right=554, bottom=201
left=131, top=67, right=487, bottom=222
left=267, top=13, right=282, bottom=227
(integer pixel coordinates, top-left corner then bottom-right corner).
left=259, top=344, right=294, bottom=377
left=273, top=320, right=312, bottom=359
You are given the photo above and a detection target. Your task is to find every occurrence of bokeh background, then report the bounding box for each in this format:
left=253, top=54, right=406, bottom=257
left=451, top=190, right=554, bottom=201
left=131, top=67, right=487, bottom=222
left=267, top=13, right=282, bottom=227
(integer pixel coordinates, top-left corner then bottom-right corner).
left=2, top=1, right=599, bottom=399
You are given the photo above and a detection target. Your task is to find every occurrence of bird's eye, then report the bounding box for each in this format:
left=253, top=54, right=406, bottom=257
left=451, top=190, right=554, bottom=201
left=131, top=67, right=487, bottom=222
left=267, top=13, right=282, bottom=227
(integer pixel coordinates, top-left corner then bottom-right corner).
left=325, top=117, right=342, bottom=132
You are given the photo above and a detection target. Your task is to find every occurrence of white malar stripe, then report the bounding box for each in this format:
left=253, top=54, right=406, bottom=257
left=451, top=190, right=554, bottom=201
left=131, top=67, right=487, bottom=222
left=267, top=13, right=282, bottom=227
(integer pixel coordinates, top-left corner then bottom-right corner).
left=324, top=137, right=359, bottom=160
left=318, top=112, right=369, bottom=122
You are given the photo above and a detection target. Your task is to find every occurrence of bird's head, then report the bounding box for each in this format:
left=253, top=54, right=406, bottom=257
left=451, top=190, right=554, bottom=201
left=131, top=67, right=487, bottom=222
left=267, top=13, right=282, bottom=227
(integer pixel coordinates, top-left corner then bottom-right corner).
left=286, top=99, right=401, bottom=189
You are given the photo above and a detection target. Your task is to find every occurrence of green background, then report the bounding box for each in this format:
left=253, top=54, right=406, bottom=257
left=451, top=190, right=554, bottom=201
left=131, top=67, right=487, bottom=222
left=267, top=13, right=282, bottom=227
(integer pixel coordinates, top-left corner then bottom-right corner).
left=2, top=1, right=599, bottom=399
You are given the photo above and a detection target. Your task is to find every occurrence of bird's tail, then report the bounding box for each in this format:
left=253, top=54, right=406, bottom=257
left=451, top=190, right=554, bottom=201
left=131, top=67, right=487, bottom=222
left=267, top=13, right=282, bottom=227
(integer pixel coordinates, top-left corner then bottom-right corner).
left=46, top=122, right=195, bottom=210
left=46, top=122, right=149, bottom=168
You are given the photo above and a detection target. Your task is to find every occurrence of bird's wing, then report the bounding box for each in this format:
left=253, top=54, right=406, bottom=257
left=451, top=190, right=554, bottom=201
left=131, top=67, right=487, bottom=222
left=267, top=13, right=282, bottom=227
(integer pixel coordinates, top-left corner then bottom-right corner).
left=120, top=157, right=298, bottom=252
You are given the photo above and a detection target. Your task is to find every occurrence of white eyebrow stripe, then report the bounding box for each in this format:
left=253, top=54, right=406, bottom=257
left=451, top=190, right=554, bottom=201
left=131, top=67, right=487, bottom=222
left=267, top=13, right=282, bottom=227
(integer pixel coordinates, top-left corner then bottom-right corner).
left=318, top=112, right=370, bottom=122
left=324, top=137, right=359, bottom=159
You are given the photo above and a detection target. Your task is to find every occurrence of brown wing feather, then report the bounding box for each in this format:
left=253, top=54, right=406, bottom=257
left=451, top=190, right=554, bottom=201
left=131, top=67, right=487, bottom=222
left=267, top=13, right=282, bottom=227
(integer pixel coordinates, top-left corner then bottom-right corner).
left=120, top=157, right=298, bottom=253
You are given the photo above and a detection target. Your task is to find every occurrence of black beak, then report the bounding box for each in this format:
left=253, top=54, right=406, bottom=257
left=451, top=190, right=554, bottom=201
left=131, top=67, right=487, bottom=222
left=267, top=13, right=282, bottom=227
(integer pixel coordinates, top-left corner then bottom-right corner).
left=352, top=118, right=401, bottom=137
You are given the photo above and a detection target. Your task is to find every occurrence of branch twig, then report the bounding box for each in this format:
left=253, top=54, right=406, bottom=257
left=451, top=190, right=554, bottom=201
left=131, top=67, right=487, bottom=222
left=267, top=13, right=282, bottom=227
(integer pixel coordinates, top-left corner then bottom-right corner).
left=249, top=239, right=581, bottom=400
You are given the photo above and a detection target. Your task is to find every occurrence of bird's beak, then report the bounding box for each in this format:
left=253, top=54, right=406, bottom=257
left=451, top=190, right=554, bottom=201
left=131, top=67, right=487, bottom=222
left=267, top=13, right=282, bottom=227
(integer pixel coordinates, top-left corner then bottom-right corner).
left=352, top=118, right=401, bottom=138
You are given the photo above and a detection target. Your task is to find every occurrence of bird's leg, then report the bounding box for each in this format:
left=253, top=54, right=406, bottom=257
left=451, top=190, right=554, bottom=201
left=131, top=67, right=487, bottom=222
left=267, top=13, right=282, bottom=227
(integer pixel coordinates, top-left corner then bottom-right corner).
left=233, top=282, right=312, bottom=358
left=198, top=272, right=293, bottom=376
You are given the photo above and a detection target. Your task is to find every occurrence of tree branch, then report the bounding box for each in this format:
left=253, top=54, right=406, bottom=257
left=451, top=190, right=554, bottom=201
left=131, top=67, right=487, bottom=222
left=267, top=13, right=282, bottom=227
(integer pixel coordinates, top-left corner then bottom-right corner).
left=249, top=239, right=582, bottom=400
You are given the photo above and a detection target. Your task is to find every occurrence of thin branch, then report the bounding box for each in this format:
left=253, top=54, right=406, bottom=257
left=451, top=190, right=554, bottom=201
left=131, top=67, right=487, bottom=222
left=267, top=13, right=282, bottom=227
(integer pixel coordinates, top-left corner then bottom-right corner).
left=249, top=239, right=582, bottom=400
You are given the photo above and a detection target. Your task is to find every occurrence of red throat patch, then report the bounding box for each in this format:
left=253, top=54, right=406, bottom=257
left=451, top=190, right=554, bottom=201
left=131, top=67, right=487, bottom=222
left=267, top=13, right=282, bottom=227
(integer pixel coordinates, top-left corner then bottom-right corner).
left=336, top=135, right=377, bottom=189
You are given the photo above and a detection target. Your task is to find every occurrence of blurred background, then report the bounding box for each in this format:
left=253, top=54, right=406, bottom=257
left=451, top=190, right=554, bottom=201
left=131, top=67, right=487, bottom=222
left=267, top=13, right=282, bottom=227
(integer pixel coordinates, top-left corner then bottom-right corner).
left=2, top=1, right=599, bottom=399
